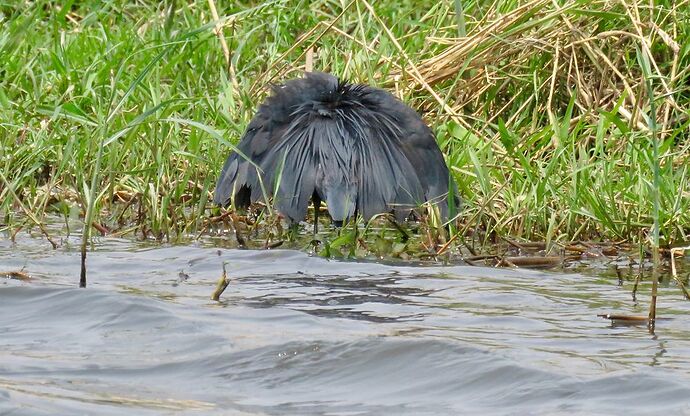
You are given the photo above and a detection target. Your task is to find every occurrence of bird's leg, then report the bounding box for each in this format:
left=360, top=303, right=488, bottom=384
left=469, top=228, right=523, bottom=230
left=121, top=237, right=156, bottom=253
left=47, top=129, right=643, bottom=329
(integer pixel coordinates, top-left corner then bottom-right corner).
left=287, top=221, right=299, bottom=241
left=353, top=209, right=360, bottom=243
left=312, top=193, right=321, bottom=236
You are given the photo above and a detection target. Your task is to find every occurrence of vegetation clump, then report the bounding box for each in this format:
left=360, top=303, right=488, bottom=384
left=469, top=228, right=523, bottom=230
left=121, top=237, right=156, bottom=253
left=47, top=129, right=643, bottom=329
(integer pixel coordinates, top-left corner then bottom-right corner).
left=0, top=0, right=688, bottom=260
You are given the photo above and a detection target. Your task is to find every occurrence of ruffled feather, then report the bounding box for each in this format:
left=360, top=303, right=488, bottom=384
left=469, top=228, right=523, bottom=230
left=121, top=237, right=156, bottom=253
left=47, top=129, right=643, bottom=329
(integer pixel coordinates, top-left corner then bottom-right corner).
left=214, top=72, right=457, bottom=223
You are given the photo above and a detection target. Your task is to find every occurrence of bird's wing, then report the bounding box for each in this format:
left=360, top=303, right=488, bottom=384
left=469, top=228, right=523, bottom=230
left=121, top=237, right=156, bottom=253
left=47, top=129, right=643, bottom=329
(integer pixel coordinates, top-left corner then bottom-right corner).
left=213, top=112, right=278, bottom=207
left=368, top=89, right=458, bottom=218
left=252, top=112, right=319, bottom=222
left=352, top=112, right=426, bottom=221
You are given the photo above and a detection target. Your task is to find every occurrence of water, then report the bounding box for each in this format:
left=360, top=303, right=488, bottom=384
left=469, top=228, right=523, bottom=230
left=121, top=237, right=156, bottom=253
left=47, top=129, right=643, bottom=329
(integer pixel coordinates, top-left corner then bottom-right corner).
left=2, top=233, right=690, bottom=415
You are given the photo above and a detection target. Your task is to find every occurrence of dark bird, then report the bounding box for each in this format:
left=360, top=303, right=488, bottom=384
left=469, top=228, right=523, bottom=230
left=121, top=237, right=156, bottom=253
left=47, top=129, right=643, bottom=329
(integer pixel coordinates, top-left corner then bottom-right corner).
left=214, top=72, right=457, bottom=227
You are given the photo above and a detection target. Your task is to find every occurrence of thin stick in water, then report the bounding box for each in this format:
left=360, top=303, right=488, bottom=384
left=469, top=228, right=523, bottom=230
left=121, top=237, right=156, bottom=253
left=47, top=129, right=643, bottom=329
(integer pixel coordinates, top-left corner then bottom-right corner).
left=211, top=263, right=230, bottom=301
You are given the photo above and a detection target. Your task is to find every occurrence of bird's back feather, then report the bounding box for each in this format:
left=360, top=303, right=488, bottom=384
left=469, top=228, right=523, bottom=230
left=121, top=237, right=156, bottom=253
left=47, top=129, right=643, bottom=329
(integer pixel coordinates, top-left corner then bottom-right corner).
left=214, top=72, right=457, bottom=223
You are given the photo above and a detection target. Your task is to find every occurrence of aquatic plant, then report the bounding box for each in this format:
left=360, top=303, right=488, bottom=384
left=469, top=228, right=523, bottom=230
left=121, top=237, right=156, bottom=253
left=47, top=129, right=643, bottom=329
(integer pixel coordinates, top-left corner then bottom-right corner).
left=0, top=0, right=687, bottom=263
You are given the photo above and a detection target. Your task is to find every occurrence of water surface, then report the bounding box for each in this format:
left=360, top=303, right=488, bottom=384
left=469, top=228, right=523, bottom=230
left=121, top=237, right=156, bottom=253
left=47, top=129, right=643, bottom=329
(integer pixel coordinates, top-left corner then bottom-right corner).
left=2, top=233, right=690, bottom=415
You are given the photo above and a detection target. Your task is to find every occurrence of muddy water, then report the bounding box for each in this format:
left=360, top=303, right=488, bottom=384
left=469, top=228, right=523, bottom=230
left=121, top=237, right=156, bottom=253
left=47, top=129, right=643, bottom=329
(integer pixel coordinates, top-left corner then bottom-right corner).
left=2, top=232, right=690, bottom=415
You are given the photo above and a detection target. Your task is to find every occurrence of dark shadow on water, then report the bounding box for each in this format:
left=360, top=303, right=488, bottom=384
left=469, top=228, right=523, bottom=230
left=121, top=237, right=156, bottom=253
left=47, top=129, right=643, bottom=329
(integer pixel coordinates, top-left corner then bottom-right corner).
left=237, top=274, right=436, bottom=323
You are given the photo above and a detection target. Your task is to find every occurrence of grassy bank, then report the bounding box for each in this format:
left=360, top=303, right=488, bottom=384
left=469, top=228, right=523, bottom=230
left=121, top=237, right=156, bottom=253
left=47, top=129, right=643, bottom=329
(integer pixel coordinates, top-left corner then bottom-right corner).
left=1, top=0, right=689, bottom=257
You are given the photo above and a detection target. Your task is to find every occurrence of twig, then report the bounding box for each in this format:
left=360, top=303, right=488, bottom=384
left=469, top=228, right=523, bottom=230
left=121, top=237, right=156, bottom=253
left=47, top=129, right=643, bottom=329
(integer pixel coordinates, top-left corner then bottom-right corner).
left=547, top=39, right=560, bottom=148
left=211, top=262, right=231, bottom=301
left=436, top=232, right=459, bottom=256
left=670, top=245, right=690, bottom=300
left=1, top=270, right=32, bottom=281
left=305, top=47, right=314, bottom=72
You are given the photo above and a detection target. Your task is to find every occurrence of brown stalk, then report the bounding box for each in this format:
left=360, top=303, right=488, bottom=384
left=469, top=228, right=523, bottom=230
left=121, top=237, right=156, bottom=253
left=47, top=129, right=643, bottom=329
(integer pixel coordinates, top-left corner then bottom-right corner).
left=207, top=0, right=239, bottom=91
left=547, top=39, right=560, bottom=148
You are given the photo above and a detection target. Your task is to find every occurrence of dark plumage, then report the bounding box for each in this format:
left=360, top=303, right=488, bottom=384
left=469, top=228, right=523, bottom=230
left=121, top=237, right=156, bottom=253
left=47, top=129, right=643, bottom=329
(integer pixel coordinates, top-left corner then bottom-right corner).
left=214, top=72, right=457, bottom=224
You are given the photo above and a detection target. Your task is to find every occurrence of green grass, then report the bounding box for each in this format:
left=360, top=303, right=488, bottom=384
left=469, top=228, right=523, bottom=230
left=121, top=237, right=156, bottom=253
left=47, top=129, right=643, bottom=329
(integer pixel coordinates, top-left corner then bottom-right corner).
left=1, top=0, right=689, bottom=258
